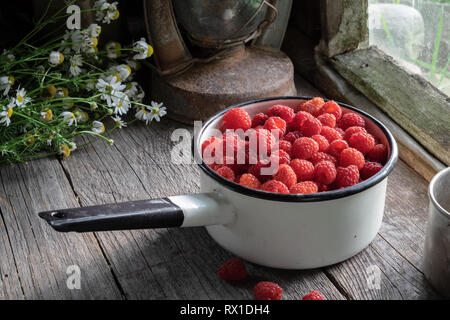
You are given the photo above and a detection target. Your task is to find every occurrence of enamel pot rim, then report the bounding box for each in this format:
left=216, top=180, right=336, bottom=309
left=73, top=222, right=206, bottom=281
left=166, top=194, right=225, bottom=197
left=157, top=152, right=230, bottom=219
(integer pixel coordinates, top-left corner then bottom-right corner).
left=196, top=96, right=398, bottom=202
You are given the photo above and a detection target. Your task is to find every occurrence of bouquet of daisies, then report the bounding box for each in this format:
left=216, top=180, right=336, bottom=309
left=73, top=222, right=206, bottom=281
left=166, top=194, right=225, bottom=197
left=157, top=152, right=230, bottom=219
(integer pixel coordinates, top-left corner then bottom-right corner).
left=0, top=0, right=166, bottom=164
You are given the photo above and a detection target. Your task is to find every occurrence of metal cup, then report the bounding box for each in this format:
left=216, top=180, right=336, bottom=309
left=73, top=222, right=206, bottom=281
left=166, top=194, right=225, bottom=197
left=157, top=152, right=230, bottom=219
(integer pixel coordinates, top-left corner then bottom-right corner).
left=424, top=167, right=450, bottom=297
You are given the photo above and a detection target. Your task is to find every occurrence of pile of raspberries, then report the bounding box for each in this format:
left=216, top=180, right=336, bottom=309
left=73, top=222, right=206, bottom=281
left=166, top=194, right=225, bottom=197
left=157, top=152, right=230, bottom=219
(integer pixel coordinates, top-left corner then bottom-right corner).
left=218, top=257, right=325, bottom=300
left=202, top=97, right=387, bottom=194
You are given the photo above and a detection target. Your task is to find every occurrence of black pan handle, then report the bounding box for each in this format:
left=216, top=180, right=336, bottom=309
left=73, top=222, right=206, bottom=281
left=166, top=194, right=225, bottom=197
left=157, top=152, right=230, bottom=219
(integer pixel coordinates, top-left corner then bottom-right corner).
left=39, top=198, right=184, bottom=232
left=38, top=194, right=235, bottom=233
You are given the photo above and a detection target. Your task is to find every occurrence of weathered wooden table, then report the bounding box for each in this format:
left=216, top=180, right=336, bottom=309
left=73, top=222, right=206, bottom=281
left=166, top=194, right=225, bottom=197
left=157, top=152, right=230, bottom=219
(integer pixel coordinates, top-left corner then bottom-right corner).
left=0, top=77, right=440, bottom=300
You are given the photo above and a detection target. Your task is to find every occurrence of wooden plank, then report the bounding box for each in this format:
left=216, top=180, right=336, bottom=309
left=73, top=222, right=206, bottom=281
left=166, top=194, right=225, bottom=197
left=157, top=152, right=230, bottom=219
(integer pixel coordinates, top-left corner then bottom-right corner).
left=0, top=158, right=122, bottom=299
left=60, top=119, right=345, bottom=300
left=331, top=47, right=450, bottom=165
left=324, top=161, right=439, bottom=299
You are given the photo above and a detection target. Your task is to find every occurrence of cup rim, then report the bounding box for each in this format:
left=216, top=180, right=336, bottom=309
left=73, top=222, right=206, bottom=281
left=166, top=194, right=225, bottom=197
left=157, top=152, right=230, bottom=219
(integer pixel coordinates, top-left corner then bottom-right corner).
left=429, top=167, right=450, bottom=218
left=196, top=96, right=399, bottom=202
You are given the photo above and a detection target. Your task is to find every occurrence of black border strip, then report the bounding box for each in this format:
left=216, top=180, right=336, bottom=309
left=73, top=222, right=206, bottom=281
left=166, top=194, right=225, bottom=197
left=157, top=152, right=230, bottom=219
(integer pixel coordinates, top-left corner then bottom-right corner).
left=196, top=96, right=399, bottom=202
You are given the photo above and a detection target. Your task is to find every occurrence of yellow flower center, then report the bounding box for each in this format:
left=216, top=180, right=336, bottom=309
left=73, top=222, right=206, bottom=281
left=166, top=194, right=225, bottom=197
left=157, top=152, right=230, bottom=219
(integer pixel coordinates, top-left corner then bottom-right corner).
left=8, top=76, right=14, bottom=85
left=61, top=144, right=71, bottom=159
left=100, top=124, right=105, bottom=134
left=7, top=108, right=13, bottom=118
left=44, top=109, right=53, bottom=122
left=142, top=109, right=148, bottom=114
left=113, top=10, right=120, bottom=20
left=92, top=37, right=98, bottom=47
left=58, top=52, right=64, bottom=64
left=125, top=65, right=131, bottom=75
left=147, top=44, right=154, bottom=57
left=26, top=134, right=35, bottom=146
left=113, top=73, right=120, bottom=82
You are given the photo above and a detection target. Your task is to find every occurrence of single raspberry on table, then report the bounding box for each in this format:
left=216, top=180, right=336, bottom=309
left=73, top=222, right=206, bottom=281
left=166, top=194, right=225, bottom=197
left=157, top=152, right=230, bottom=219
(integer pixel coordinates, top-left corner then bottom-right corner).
left=360, top=161, right=383, bottom=180
left=273, top=164, right=297, bottom=188
left=267, top=105, right=295, bottom=123
left=290, top=181, right=318, bottom=194
left=300, top=97, right=325, bottom=116
left=367, top=144, right=387, bottom=164
left=278, top=140, right=292, bottom=155
left=348, top=131, right=375, bottom=154
left=302, top=290, right=325, bottom=300
left=317, top=113, right=336, bottom=128
left=327, top=139, right=348, bottom=159
left=343, top=126, right=367, bottom=141
left=215, top=166, right=235, bottom=181
left=314, top=160, right=337, bottom=185
left=311, top=135, right=329, bottom=152
left=239, top=173, right=261, bottom=189
left=290, top=111, right=314, bottom=131
left=338, top=113, right=365, bottom=130
left=339, top=147, right=365, bottom=169
left=254, top=281, right=283, bottom=300
left=290, top=158, right=315, bottom=181
left=319, top=100, right=342, bottom=120
left=310, top=152, right=337, bottom=166
left=264, top=116, right=287, bottom=137
left=320, top=126, right=343, bottom=143
left=261, top=180, right=289, bottom=194
left=251, top=112, right=268, bottom=128
left=283, top=130, right=303, bottom=143
left=292, top=137, right=319, bottom=160
left=336, top=165, right=360, bottom=188
left=218, top=258, right=248, bottom=281
left=222, top=108, right=252, bottom=130
left=300, top=117, right=322, bottom=137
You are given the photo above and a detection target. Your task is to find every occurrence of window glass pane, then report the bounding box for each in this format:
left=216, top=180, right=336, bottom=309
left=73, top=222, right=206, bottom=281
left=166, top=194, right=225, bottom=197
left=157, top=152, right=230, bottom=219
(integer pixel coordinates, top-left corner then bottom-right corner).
left=369, top=0, right=450, bottom=96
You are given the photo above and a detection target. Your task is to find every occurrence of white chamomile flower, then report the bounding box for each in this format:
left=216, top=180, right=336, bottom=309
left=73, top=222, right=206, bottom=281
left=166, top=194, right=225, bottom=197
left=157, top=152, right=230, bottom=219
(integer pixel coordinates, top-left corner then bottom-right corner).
left=149, top=101, right=167, bottom=122
left=109, top=64, right=131, bottom=81
left=125, top=59, right=141, bottom=71
left=105, top=41, right=121, bottom=59
left=40, top=108, right=53, bottom=122
left=70, top=30, right=97, bottom=54
left=96, top=76, right=125, bottom=107
left=94, top=0, right=120, bottom=24
left=61, top=111, right=77, bottom=126
left=91, top=121, right=105, bottom=134
left=111, top=115, right=126, bottom=128
left=54, top=86, right=69, bottom=99
left=124, top=81, right=138, bottom=99
left=69, top=54, right=83, bottom=77
left=132, top=38, right=153, bottom=60
left=73, top=109, right=89, bottom=123
left=135, top=106, right=152, bottom=125
left=0, top=75, right=14, bottom=96
left=111, top=91, right=130, bottom=115
left=49, top=51, right=64, bottom=66
left=14, top=87, right=31, bottom=107
left=86, top=23, right=102, bottom=37
left=0, top=104, right=14, bottom=126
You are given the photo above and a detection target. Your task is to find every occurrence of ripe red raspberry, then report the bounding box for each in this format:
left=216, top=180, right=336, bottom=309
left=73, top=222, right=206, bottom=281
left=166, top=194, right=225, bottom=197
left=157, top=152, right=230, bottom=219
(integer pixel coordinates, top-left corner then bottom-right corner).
left=252, top=112, right=268, bottom=128
left=340, top=147, right=365, bottom=169
left=267, top=105, right=295, bottom=123
left=367, top=144, right=387, bottom=164
left=317, top=113, right=336, bottom=128
left=291, top=111, right=313, bottom=131
left=290, top=181, right=318, bottom=194
left=335, top=127, right=345, bottom=136
left=221, top=131, right=246, bottom=157
left=283, top=130, right=303, bottom=143
left=336, top=165, right=360, bottom=188
left=311, top=135, right=329, bottom=152
left=310, top=152, right=337, bottom=166
left=292, top=137, right=319, bottom=160
left=338, top=113, right=365, bottom=130
left=276, top=149, right=291, bottom=165
left=273, top=164, right=297, bottom=188
left=290, top=159, right=315, bottom=181
left=314, top=160, right=337, bottom=185
left=216, top=166, right=235, bottom=181
left=239, top=173, right=261, bottom=189
left=278, top=140, right=292, bottom=155
left=261, top=180, right=289, bottom=194
left=222, top=108, right=251, bottom=130
left=348, top=131, right=375, bottom=154
left=302, top=290, right=325, bottom=300
left=264, top=116, right=286, bottom=138
left=360, top=161, right=383, bottom=180
left=247, top=128, right=276, bottom=155
left=218, top=258, right=248, bottom=281
left=254, top=281, right=283, bottom=300
left=327, top=139, right=348, bottom=159
left=300, top=97, right=325, bottom=116
left=317, top=183, right=329, bottom=192
left=248, top=158, right=277, bottom=182
left=300, top=117, right=322, bottom=137
left=202, top=136, right=222, bottom=164
left=319, top=100, right=342, bottom=120
left=343, top=126, right=367, bottom=141
left=320, top=126, right=343, bottom=143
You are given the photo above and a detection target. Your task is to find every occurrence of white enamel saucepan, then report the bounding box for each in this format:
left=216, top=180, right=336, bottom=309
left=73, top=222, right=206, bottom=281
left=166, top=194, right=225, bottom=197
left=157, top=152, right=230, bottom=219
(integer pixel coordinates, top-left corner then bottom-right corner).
left=39, top=97, right=398, bottom=269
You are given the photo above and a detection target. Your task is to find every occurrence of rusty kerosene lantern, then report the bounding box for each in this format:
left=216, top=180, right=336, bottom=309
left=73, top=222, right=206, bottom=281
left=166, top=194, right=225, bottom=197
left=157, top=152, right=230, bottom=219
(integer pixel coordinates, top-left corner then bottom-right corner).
left=144, top=0, right=295, bottom=123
